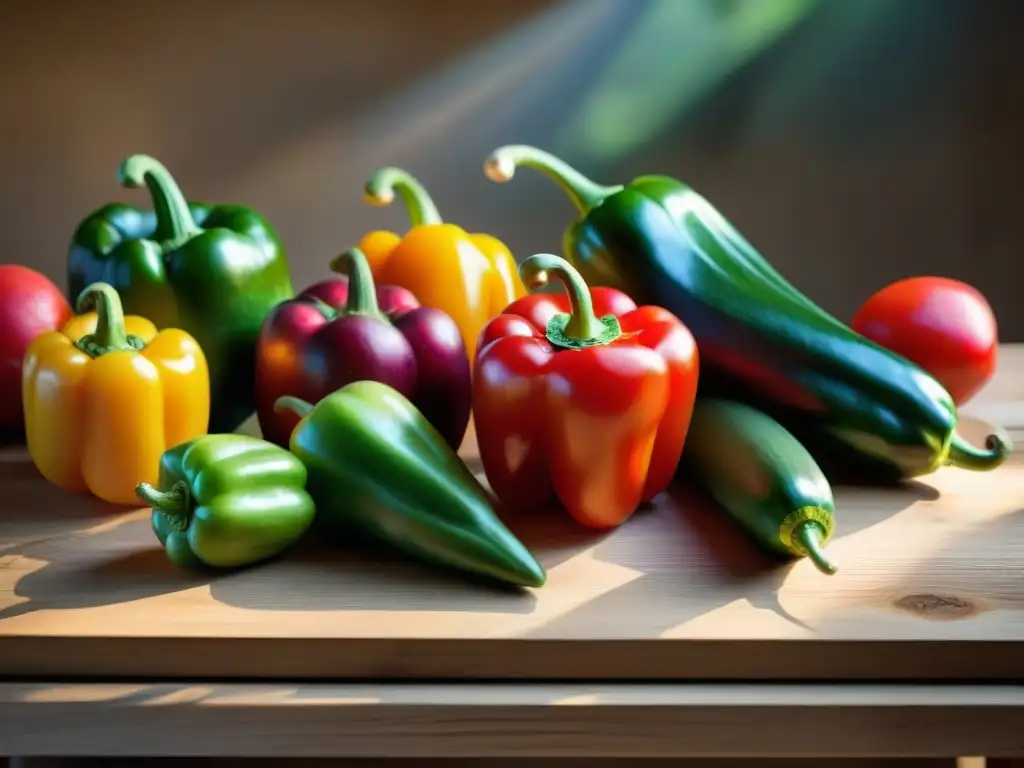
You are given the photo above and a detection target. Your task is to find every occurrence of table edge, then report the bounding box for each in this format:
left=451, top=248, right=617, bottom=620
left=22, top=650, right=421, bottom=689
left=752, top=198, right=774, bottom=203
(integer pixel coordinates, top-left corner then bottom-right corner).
left=3, top=681, right=1023, bottom=758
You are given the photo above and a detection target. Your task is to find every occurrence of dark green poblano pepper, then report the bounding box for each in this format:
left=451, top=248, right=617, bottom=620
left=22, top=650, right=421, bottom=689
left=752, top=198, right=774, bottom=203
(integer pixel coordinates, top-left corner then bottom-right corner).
left=484, top=145, right=1011, bottom=482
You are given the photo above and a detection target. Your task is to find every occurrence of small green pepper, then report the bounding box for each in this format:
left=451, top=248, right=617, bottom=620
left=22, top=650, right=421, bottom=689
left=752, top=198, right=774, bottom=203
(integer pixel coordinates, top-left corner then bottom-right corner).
left=136, top=434, right=316, bottom=569
left=275, top=381, right=546, bottom=588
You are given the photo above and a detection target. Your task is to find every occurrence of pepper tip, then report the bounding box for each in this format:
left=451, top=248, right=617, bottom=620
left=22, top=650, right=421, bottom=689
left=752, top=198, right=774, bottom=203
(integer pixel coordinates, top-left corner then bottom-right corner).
left=484, top=153, right=515, bottom=183
left=363, top=189, right=392, bottom=207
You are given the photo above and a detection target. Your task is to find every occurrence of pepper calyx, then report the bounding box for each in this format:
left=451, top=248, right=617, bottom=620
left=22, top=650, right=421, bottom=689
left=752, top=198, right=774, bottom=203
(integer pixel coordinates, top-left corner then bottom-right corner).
left=74, top=282, right=148, bottom=358
left=545, top=314, right=621, bottom=350
left=519, top=253, right=622, bottom=350
left=136, top=480, right=192, bottom=532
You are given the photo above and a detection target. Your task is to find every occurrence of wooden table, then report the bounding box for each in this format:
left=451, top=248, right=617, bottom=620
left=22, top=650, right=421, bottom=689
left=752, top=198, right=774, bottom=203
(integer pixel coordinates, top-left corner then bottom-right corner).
left=2, top=346, right=1024, bottom=762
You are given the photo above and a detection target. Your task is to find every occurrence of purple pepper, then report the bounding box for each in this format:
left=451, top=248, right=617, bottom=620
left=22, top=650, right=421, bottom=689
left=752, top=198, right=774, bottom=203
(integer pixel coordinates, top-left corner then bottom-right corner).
left=255, top=248, right=471, bottom=450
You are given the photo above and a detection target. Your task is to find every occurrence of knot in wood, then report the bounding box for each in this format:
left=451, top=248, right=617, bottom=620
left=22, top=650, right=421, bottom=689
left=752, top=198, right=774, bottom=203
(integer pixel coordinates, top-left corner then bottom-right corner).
left=893, top=593, right=977, bottom=620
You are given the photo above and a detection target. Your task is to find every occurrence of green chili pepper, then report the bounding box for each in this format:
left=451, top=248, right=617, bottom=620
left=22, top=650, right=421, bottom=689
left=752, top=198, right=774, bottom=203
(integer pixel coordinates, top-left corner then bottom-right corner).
left=484, top=145, right=1011, bottom=481
left=136, top=434, right=315, bottom=569
left=681, top=399, right=838, bottom=575
left=275, top=382, right=546, bottom=588
left=68, top=154, right=295, bottom=433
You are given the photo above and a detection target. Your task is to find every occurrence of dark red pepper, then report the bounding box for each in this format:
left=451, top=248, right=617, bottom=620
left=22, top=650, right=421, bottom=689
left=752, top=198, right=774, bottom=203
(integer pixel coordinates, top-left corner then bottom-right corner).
left=255, top=248, right=471, bottom=449
left=473, top=253, right=700, bottom=529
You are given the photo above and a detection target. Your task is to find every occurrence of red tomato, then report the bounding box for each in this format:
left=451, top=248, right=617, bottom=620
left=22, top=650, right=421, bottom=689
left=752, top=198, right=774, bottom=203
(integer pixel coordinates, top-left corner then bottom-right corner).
left=851, top=276, right=997, bottom=406
left=0, top=265, right=73, bottom=430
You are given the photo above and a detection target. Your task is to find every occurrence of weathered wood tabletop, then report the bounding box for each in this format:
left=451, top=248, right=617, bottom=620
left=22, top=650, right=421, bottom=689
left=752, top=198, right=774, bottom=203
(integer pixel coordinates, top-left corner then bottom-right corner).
left=1, top=346, right=1023, bottom=758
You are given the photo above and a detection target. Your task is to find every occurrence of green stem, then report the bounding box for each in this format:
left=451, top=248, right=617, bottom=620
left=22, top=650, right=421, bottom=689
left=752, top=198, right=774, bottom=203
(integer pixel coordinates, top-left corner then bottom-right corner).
left=792, top=521, right=838, bottom=575
left=328, top=248, right=382, bottom=317
left=364, top=167, right=442, bottom=227
left=118, top=154, right=201, bottom=245
left=519, top=254, right=621, bottom=350
left=74, top=282, right=146, bottom=357
left=136, top=481, right=191, bottom=531
left=484, top=145, right=623, bottom=213
left=946, top=430, right=1013, bottom=471
left=307, top=297, right=338, bottom=320
left=274, top=396, right=315, bottom=419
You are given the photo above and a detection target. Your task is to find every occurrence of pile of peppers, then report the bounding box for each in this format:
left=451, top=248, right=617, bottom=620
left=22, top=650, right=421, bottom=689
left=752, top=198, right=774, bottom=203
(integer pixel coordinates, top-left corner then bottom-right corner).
left=11, top=145, right=1011, bottom=587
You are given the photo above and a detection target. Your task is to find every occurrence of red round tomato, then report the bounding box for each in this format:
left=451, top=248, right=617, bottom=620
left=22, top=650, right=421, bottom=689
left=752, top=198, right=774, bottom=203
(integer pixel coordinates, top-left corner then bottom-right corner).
left=0, top=265, right=73, bottom=430
left=851, top=276, right=997, bottom=406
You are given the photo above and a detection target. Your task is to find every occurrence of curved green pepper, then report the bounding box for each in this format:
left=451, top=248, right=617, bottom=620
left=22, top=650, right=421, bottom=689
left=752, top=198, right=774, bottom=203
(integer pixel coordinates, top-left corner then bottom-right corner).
left=275, top=382, right=546, bottom=588
left=68, top=154, right=295, bottom=433
left=484, top=145, right=1011, bottom=481
left=136, top=434, right=316, bottom=569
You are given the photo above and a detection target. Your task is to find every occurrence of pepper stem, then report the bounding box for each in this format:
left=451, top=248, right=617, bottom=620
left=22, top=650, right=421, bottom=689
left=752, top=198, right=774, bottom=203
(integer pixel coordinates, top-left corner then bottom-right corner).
left=136, top=481, right=192, bottom=531
left=364, top=167, right=442, bottom=227
left=792, top=521, right=838, bottom=575
left=946, top=429, right=1013, bottom=471
left=74, top=283, right=146, bottom=358
left=118, top=154, right=201, bottom=246
left=329, top=248, right=382, bottom=317
left=274, top=396, right=315, bottom=419
left=484, top=145, right=624, bottom=213
left=519, top=254, right=621, bottom=350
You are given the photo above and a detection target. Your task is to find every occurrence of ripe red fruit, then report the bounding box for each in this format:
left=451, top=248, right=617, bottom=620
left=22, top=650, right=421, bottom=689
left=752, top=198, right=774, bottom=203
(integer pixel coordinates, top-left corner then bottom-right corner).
left=0, top=265, right=73, bottom=430
left=851, top=276, right=997, bottom=406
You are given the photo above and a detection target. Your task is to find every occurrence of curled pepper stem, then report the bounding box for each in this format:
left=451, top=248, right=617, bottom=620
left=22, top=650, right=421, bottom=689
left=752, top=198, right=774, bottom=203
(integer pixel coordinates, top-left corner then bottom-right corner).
left=275, top=396, right=315, bottom=419
left=329, top=248, right=382, bottom=318
left=791, top=521, right=838, bottom=575
left=946, top=429, right=1013, bottom=471
left=364, top=167, right=442, bottom=227
left=136, top=481, right=192, bottom=531
left=484, top=145, right=624, bottom=213
left=118, top=154, right=201, bottom=246
left=519, top=253, right=621, bottom=350
left=74, top=282, right=146, bottom=358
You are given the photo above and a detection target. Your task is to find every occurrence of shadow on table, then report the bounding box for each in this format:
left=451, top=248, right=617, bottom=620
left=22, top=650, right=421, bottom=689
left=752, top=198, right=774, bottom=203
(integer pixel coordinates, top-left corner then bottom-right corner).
left=208, top=508, right=609, bottom=615
left=0, top=516, right=218, bottom=622
left=518, top=473, right=935, bottom=639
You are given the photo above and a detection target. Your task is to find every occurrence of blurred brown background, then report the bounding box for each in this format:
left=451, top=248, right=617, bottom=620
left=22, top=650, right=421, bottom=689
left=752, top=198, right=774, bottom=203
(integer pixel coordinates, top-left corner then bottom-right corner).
left=1, top=0, right=1022, bottom=336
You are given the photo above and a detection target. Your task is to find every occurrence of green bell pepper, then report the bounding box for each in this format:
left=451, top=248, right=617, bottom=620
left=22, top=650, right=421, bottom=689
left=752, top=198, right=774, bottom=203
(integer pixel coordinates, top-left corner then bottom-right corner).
left=68, top=154, right=295, bottom=433
left=136, top=434, right=316, bottom=569
left=275, top=382, right=546, bottom=588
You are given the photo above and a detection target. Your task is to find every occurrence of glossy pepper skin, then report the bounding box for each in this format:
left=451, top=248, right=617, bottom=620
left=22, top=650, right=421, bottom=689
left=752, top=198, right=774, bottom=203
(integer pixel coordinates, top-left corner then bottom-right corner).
left=67, top=154, right=295, bottom=433
left=484, top=146, right=1011, bottom=481
left=474, top=254, right=699, bottom=529
left=136, top=434, right=315, bottom=569
left=256, top=248, right=470, bottom=450
left=22, top=283, right=209, bottom=505
left=681, top=399, right=838, bottom=575
left=276, top=382, right=545, bottom=588
left=357, top=167, right=525, bottom=361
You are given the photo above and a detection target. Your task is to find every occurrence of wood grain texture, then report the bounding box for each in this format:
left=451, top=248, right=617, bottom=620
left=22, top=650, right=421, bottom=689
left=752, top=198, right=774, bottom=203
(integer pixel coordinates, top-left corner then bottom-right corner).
left=1, top=683, right=1022, bottom=758
left=1, top=348, right=1023, bottom=682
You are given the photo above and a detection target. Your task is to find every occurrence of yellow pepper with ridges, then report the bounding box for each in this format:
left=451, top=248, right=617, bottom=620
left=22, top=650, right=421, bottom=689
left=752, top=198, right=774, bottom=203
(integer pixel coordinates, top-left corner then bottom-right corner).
left=357, top=167, right=525, bottom=361
left=22, top=282, right=210, bottom=505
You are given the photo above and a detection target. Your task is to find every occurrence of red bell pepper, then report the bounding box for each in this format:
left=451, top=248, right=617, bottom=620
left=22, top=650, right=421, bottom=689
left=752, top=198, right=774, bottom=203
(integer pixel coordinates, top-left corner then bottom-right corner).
left=256, top=248, right=471, bottom=450
left=473, top=253, right=699, bottom=529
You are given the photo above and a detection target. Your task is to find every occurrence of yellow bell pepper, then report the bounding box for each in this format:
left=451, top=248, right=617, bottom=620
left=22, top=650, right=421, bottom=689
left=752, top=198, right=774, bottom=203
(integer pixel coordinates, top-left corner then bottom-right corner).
left=22, top=282, right=210, bottom=506
left=358, top=167, right=525, bottom=362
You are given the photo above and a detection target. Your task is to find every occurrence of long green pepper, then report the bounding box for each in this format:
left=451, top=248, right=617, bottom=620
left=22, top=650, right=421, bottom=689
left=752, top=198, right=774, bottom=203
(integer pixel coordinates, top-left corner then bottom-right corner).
left=484, top=145, right=1011, bottom=481
left=276, top=381, right=546, bottom=588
